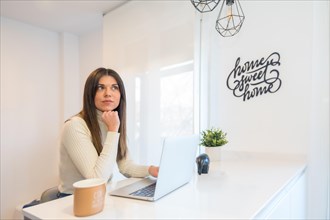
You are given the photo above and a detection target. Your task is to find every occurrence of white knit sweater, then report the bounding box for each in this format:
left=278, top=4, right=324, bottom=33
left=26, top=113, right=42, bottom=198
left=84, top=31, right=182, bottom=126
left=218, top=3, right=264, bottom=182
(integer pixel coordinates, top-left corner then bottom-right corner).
left=58, top=113, right=149, bottom=194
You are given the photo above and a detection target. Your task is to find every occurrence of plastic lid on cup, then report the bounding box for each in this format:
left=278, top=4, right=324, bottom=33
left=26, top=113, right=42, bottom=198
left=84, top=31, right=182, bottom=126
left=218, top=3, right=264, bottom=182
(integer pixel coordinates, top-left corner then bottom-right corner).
left=73, top=178, right=106, bottom=188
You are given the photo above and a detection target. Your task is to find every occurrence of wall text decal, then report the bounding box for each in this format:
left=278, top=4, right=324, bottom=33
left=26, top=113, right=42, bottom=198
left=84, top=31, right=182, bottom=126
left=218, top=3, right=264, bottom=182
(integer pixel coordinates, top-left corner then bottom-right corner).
left=226, top=52, right=282, bottom=101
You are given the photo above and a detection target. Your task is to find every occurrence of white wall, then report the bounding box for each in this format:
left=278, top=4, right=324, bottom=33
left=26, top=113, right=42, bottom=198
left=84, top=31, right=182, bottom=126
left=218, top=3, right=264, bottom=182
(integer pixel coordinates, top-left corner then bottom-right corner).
left=201, top=1, right=313, bottom=155
left=1, top=17, right=61, bottom=219
left=308, top=1, right=330, bottom=218
left=200, top=1, right=329, bottom=218
left=60, top=33, right=80, bottom=121
left=79, top=30, right=103, bottom=99
left=0, top=17, right=103, bottom=219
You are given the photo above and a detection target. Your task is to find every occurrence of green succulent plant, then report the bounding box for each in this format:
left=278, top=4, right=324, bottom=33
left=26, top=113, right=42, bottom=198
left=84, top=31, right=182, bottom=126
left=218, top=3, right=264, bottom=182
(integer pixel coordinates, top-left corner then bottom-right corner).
left=200, top=128, right=228, bottom=147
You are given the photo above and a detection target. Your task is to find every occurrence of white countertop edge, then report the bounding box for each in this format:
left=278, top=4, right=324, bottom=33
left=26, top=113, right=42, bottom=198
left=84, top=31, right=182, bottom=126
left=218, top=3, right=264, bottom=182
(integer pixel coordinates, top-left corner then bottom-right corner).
left=251, top=164, right=307, bottom=219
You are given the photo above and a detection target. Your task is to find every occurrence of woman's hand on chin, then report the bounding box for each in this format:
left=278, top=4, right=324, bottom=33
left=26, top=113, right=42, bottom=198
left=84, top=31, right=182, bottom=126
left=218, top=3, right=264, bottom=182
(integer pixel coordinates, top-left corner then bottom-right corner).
left=102, top=111, right=120, bottom=132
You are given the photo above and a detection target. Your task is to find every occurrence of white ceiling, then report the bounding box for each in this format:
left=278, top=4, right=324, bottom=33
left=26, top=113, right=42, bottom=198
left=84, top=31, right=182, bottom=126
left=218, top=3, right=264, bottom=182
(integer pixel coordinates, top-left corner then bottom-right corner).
left=0, top=0, right=128, bottom=35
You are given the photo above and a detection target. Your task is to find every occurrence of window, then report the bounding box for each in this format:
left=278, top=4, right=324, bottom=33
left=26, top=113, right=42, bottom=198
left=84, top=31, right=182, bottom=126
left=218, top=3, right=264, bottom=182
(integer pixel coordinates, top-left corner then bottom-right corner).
left=103, top=1, right=196, bottom=164
left=160, top=62, right=194, bottom=137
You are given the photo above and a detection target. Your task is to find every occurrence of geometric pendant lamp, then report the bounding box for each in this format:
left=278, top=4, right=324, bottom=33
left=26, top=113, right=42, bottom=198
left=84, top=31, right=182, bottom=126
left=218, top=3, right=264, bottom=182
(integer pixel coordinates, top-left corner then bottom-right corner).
left=215, top=0, right=245, bottom=37
left=190, top=0, right=221, bottom=13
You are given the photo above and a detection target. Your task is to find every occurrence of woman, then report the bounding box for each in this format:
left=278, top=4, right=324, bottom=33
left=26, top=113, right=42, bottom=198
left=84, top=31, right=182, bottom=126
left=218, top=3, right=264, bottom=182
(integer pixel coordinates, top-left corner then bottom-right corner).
left=58, top=67, right=159, bottom=196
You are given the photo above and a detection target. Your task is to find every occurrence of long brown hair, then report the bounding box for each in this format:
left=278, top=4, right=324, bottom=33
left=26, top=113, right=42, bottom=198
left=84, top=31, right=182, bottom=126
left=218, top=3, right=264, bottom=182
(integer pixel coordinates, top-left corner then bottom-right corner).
left=78, top=67, right=127, bottom=160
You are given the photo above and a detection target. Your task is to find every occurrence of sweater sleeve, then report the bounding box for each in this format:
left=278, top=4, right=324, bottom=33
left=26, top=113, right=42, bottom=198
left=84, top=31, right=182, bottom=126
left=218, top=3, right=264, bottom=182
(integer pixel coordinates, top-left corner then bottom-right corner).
left=61, top=117, right=119, bottom=180
left=117, top=150, right=150, bottom=178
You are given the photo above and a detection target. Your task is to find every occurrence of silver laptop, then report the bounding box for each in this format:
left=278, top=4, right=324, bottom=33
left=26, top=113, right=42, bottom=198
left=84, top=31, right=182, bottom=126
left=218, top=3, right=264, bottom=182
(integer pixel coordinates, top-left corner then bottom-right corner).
left=109, top=135, right=198, bottom=201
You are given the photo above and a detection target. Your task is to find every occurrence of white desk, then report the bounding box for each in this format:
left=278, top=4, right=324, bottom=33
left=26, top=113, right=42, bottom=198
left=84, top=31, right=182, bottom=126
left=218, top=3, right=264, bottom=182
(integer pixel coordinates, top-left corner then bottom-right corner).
left=23, top=151, right=307, bottom=219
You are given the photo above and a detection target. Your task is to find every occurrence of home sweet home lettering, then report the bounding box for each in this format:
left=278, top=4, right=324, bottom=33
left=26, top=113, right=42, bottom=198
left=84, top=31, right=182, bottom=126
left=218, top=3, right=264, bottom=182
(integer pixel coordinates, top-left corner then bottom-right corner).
left=226, top=52, right=282, bottom=101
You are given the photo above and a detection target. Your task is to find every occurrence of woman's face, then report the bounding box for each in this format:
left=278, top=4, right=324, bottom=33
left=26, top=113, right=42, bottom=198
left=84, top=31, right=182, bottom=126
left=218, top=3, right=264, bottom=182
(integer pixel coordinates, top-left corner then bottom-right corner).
left=94, top=75, right=121, bottom=112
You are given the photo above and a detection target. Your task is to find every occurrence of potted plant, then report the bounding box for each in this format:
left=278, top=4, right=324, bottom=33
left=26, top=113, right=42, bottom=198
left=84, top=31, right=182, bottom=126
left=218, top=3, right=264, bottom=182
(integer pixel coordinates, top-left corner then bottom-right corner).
left=200, top=128, right=228, bottom=161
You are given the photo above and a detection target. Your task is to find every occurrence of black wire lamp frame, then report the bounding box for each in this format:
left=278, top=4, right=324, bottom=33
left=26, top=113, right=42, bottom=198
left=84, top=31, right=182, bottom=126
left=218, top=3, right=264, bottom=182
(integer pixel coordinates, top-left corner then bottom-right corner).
left=215, top=0, right=245, bottom=37
left=190, top=0, right=221, bottom=13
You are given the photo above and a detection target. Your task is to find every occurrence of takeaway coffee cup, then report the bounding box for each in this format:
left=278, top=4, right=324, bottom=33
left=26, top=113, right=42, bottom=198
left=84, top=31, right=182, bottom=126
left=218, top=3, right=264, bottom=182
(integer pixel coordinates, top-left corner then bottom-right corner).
left=73, top=178, right=106, bottom=217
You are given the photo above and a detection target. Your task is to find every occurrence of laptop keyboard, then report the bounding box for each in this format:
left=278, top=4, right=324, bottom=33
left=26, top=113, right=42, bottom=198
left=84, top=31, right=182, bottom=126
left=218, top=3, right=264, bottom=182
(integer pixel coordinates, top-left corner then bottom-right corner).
left=129, top=183, right=156, bottom=197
